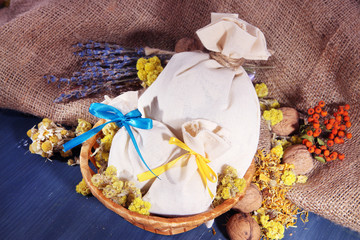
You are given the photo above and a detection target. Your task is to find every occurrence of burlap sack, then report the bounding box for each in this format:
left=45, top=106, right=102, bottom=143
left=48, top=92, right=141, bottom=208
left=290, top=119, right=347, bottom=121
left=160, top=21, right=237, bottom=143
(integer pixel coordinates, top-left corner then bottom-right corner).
left=1, top=0, right=359, bottom=233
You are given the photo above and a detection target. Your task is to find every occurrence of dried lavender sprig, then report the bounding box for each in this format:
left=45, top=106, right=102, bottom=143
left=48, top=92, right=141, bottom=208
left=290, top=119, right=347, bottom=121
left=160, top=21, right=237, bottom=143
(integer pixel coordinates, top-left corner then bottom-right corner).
left=81, top=55, right=131, bottom=62
left=72, top=71, right=138, bottom=86
left=73, top=66, right=137, bottom=77
left=54, top=77, right=140, bottom=103
left=48, top=41, right=173, bottom=103
left=75, top=48, right=145, bottom=58
left=81, top=58, right=138, bottom=69
left=46, top=67, right=137, bottom=85
left=73, top=41, right=144, bottom=53
left=55, top=71, right=138, bottom=87
left=81, top=55, right=139, bottom=66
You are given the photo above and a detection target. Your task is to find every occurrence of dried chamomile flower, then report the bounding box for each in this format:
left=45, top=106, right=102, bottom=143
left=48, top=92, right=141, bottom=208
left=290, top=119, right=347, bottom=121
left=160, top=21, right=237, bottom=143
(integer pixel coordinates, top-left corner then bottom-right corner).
left=89, top=165, right=151, bottom=215
left=76, top=178, right=91, bottom=196
left=213, top=165, right=246, bottom=207
left=92, top=124, right=118, bottom=169
left=27, top=118, right=76, bottom=158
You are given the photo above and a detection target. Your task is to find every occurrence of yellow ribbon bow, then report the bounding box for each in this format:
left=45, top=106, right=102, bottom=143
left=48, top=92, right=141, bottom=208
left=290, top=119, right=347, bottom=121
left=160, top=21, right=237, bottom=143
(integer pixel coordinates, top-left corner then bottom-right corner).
left=137, top=137, right=218, bottom=198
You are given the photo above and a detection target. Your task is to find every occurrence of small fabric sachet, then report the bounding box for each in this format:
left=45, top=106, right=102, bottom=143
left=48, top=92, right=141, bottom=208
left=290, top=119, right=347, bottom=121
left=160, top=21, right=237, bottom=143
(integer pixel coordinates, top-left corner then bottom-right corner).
left=106, top=91, right=182, bottom=191
left=141, top=119, right=231, bottom=215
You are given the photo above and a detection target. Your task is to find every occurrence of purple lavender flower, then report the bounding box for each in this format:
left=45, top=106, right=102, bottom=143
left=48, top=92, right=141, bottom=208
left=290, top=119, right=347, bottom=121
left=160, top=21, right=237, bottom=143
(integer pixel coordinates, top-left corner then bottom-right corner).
left=46, top=41, right=171, bottom=103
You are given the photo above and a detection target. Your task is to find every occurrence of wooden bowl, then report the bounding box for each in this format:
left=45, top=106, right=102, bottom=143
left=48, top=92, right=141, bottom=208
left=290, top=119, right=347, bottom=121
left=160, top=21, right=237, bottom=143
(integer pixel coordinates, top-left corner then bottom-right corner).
left=80, top=119, right=256, bottom=235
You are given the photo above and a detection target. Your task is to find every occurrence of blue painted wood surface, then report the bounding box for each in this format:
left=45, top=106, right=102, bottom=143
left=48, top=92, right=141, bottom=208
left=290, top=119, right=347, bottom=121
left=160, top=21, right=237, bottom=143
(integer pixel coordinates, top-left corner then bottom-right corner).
left=0, top=109, right=359, bottom=240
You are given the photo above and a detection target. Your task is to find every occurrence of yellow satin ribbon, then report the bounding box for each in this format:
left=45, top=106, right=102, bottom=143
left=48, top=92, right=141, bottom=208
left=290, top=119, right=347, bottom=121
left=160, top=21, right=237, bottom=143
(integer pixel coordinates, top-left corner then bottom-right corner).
left=137, top=137, right=218, bottom=198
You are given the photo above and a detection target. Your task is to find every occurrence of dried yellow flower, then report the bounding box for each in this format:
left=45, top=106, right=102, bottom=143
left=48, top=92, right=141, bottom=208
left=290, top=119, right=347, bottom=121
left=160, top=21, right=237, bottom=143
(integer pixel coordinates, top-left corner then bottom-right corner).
left=41, top=140, right=53, bottom=152
left=136, top=56, right=163, bottom=87
left=255, top=83, right=269, bottom=98
left=270, top=144, right=284, bottom=158
left=253, top=150, right=307, bottom=238
left=76, top=178, right=91, bottom=196
left=263, top=108, right=283, bottom=126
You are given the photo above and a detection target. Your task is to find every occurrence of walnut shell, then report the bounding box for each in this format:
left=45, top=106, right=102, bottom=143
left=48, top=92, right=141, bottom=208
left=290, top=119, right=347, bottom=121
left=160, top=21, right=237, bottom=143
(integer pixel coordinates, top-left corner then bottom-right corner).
left=283, top=144, right=314, bottom=175
left=272, top=107, right=299, bottom=136
left=226, top=212, right=261, bottom=240
left=174, top=37, right=204, bottom=53
left=232, top=183, right=262, bottom=213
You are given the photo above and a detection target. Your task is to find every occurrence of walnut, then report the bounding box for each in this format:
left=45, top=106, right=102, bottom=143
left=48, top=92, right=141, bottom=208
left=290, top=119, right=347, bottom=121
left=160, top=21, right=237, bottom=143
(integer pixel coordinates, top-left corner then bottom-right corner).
left=232, top=183, right=262, bottom=213
left=174, top=37, right=204, bottom=53
left=272, top=107, right=299, bottom=136
left=282, top=144, right=314, bottom=175
left=226, top=212, right=261, bottom=240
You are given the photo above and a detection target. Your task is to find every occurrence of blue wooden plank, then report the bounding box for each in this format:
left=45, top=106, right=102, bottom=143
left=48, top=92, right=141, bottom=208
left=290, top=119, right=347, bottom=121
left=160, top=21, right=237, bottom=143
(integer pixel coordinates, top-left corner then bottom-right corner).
left=0, top=109, right=359, bottom=240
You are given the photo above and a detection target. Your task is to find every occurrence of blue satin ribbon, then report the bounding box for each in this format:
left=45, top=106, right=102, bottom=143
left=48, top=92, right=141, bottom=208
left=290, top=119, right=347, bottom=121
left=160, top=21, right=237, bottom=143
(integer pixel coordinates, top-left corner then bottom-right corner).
left=63, top=103, right=158, bottom=178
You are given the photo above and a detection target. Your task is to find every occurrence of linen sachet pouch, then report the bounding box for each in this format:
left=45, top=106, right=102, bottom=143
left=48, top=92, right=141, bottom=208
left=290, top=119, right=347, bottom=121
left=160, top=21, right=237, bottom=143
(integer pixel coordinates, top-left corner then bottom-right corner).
left=138, top=13, right=271, bottom=178
left=141, top=119, right=231, bottom=215
left=106, top=91, right=181, bottom=191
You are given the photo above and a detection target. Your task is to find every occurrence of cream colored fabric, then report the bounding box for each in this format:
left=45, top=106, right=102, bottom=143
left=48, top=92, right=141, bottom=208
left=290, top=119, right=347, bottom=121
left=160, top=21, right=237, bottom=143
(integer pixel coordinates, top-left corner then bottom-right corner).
left=143, top=119, right=231, bottom=215
left=197, top=13, right=271, bottom=60
left=138, top=14, right=270, bottom=178
left=106, top=92, right=181, bottom=191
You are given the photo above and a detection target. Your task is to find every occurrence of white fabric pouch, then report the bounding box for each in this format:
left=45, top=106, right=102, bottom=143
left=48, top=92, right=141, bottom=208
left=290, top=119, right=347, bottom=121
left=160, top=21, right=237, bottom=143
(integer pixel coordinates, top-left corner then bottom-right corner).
left=143, top=119, right=231, bottom=215
left=106, top=91, right=181, bottom=191
left=138, top=13, right=271, bottom=178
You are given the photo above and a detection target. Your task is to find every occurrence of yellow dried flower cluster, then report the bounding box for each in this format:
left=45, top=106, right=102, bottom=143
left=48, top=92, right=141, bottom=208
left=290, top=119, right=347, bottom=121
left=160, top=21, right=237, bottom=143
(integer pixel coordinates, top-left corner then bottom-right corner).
left=270, top=144, right=284, bottom=159
left=256, top=83, right=281, bottom=112
left=27, top=118, right=75, bottom=158
left=92, top=122, right=119, bottom=170
left=281, top=170, right=297, bottom=186
left=91, top=165, right=151, bottom=215
left=256, top=210, right=285, bottom=239
left=128, top=198, right=152, bottom=215
left=252, top=149, right=308, bottom=239
left=75, top=119, right=93, bottom=136
left=263, top=108, right=283, bottom=126
left=276, top=139, right=292, bottom=150
left=213, top=165, right=246, bottom=207
left=76, top=178, right=91, bottom=196
left=136, top=56, right=163, bottom=87
left=255, top=83, right=269, bottom=98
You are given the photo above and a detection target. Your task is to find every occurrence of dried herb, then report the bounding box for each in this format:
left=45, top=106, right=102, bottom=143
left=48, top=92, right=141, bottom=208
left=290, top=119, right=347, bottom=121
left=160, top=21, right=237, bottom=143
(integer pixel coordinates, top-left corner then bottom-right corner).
left=45, top=41, right=172, bottom=102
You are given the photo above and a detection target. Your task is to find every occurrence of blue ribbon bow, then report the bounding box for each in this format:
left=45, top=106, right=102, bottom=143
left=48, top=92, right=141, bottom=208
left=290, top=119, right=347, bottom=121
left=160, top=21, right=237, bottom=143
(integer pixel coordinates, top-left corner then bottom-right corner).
left=63, top=103, right=158, bottom=178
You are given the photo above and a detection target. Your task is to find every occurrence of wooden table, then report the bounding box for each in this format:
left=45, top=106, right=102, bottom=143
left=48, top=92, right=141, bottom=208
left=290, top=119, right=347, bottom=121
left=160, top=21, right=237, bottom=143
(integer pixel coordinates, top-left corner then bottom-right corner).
left=1, top=109, right=359, bottom=240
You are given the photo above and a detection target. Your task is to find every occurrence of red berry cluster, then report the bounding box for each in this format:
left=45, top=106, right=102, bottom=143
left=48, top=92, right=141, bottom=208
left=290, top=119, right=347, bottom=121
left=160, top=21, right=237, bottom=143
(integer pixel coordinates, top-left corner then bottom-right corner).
left=302, top=101, right=351, bottom=162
